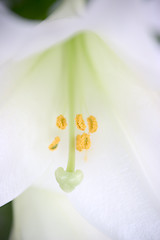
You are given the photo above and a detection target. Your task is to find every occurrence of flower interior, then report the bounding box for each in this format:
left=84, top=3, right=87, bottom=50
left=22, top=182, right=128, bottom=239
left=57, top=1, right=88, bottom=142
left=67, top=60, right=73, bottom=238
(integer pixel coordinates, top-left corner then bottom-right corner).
left=49, top=113, right=98, bottom=192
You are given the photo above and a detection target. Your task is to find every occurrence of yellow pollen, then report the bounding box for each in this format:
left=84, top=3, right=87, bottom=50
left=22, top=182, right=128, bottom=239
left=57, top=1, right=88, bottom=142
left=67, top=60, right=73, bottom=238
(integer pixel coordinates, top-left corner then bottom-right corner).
left=87, top=115, right=98, bottom=133
left=75, top=114, right=86, bottom=131
left=56, top=115, right=67, bottom=130
left=76, top=133, right=91, bottom=151
left=48, top=136, right=60, bottom=151
left=76, top=135, right=83, bottom=152
left=81, top=133, right=91, bottom=150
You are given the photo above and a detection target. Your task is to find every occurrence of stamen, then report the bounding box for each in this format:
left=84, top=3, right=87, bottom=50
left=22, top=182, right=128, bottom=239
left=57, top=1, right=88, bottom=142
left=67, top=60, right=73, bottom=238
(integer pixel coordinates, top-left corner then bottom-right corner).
left=81, top=133, right=91, bottom=150
left=75, top=114, right=86, bottom=131
left=76, top=133, right=91, bottom=151
left=76, top=134, right=83, bottom=152
left=56, top=115, right=67, bottom=130
left=48, top=136, right=60, bottom=151
left=87, top=115, right=98, bottom=133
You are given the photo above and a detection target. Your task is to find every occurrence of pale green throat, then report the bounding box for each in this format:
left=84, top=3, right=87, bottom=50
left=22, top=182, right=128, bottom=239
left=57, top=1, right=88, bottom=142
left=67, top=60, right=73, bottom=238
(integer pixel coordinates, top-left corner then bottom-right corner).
left=48, top=38, right=98, bottom=193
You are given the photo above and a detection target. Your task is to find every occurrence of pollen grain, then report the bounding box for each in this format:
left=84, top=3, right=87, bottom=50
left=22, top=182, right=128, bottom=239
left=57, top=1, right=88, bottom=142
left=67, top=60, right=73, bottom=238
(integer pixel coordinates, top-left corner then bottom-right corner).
left=81, top=133, right=91, bottom=150
left=76, top=134, right=83, bottom=152
left=75, top=114, right=86, bottom=131
left=48, top=136, right=60, bottom=151
left=76, top=133, right=91, bottom=151
left=56, top=115, right=67, bottom=130
left=87, top=115, right=98, bottom=133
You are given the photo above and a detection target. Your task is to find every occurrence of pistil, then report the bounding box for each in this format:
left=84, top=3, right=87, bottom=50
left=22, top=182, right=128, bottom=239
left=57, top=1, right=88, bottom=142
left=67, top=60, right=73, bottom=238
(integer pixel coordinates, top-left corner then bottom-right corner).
left=66, top=38, right=76, bottom=173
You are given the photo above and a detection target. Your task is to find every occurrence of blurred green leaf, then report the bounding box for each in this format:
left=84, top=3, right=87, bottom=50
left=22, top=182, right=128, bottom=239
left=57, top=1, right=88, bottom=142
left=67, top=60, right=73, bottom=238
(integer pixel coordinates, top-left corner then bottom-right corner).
left=0, top=202, right=13, bottom=240
left=2, top=0, right=62, bottom=20
left=155, top=34, right=160, bottom=44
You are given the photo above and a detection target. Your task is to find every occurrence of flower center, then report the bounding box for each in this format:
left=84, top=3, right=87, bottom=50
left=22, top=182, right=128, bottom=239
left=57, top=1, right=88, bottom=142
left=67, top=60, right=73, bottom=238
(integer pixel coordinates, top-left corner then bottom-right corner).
left=48, top=114, right=98, bottom=192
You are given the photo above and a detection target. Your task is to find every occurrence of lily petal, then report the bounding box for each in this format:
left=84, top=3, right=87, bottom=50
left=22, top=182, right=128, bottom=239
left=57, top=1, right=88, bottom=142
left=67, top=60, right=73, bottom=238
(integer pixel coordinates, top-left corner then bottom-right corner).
left=48, top=0, right=87, bottom=19
left=86, top=0, right=160, bottom=87
left=8, top=0, right=160, bottom=89
left=0, top=44, right=69, bottom=205
left=71, top=32, right=160, bottom=201
left=66, top=33, right=160, bottom=240
left=0, top=0, right=87, bottom=63
left=0, top=3, right=38, bottom=65
left=10, top=187, right=109, bottom=240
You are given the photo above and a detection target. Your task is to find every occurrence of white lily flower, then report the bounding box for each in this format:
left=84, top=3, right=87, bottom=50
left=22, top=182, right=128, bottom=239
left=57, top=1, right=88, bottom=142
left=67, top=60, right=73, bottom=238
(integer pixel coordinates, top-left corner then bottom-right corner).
left=1, top=0, right=160, bottom=239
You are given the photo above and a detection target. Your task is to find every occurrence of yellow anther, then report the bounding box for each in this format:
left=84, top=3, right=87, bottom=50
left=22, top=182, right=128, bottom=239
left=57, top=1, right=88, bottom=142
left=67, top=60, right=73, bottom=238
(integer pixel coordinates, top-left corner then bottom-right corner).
left=81, top=133, right=91, bottom=150
left=48, top=136, right=60, bottom=151
left=76, top=133, right=91, bottom=152
left=75, top=114, right=86, bottom=131
left=56, top=115, right=67, bottom=130
left=87, top=115, right=98, bottom=133
left=76, top=135, right=83, bottom=152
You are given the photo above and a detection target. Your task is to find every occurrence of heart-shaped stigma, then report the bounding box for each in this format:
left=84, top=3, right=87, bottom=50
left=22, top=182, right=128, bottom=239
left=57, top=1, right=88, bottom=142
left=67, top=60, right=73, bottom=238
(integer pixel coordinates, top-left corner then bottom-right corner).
left=55, top=167, right=83, bottom=193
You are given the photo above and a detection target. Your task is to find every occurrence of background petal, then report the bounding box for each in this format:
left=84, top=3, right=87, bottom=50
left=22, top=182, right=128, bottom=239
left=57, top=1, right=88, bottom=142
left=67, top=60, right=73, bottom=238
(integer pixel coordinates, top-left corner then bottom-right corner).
left=7, top=0, right=88, bottom=60
left=85, top=0, right=160, bottom=88
left=0, top=3, right=38, bottom=65
left=48, top=0, right=87, bottom=19
left=10, top=187, right=109, bottom=240
left=0, top=0, right=87, bottom=62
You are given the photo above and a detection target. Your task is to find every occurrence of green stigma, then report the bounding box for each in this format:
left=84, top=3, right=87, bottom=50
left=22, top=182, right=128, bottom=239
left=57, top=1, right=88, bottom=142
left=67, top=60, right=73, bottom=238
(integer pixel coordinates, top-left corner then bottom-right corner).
left=55, top=167, right=83, bottom=193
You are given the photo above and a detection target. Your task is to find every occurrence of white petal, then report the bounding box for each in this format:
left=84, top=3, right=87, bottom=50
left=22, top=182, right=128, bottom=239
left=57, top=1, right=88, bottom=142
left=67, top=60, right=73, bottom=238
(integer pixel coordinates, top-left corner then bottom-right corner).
left=67, top=32, right=160, bottom=240
left=86, top=0, right=160, bottom=84
left=14, top=18, right=84, bottom=60
left=0, top=0, right=87, bottom=62
left=140, top=0, right=160, bottom=32
left=10, top=187, right=109, bottom=240
left=2, top=0, right=159, bottom=84
left=0, top=44, right=69, bottom=206
left=5, top=0, right=160, bottom=86
left=81, top=32, right=160, bottom=201
left=8, top=0, right=89, bottom=60
left=48, top=0, right=87, bottom=19
left=0, top=3, right=38, bottom=65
